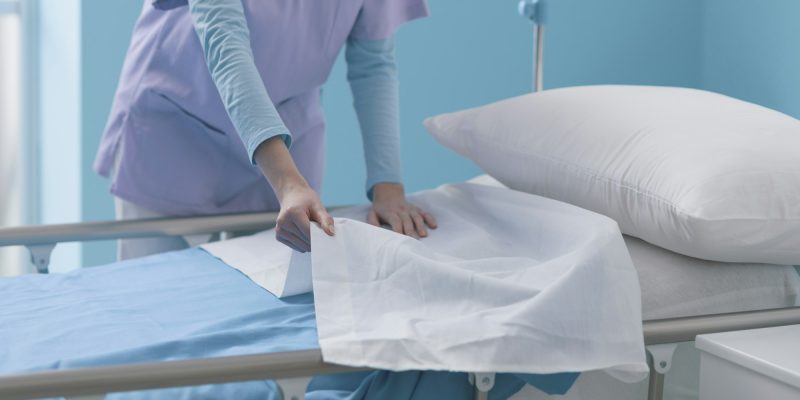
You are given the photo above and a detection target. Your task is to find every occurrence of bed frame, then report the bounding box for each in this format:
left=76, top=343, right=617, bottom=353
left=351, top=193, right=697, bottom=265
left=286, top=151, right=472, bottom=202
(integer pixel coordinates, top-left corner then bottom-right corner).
left=1, top=214, right=799, bottom=400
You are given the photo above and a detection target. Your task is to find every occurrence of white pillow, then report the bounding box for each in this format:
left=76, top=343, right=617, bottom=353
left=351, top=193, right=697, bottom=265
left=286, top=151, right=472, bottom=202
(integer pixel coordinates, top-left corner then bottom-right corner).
left=425, top=85, right=800, bottom=264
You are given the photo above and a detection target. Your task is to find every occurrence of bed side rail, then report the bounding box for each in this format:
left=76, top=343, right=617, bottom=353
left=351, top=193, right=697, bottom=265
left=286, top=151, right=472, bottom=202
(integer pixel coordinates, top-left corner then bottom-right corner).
left=1, top=307, right=799, bottom=400
left=0, top=211, right=280, bottom=247
left=0, top=349, right=365, bottom=400
left=643, top=305, right=800, bottom=345
left=0, top=211, right=279, bottom=273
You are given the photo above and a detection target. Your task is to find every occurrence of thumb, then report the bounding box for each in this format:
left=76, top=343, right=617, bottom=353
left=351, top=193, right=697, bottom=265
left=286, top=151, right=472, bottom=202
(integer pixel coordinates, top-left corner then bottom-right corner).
left=311, top=206, right=335, bottom=236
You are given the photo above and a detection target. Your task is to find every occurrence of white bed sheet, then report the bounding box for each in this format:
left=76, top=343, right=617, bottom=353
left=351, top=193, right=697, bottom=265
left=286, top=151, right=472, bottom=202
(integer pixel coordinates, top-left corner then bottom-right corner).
left=205, top=182, right=649, bottom=381
left=310, top=183, right=647, bottom=380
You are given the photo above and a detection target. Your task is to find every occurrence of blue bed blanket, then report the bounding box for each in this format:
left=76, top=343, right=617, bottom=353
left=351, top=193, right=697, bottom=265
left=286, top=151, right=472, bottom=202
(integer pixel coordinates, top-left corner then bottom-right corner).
left=0, top=248, right=576, bottom=399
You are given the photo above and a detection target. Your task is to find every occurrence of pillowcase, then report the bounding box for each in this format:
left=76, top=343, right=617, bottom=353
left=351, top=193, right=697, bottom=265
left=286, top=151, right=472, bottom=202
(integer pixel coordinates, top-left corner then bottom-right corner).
left=425, top=85, right=800, bottom=264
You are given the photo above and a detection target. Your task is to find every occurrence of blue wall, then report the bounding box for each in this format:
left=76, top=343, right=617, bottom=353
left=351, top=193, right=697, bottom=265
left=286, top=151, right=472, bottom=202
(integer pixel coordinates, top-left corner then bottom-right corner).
left=320, top=0, right=703, bottom=206
left=702, top=0, right=800, bottom=119
left=80, top=1, right=141, bottom=266
left=545, top=0, right=702, bottom=89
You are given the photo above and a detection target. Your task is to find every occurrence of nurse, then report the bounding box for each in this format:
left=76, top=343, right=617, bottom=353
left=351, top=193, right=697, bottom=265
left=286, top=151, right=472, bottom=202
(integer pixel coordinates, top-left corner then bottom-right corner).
left=94, top=0, right=436, bottom=259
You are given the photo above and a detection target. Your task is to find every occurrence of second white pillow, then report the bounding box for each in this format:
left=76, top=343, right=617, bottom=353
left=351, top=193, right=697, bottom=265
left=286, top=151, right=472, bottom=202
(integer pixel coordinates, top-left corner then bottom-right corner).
left=426, top=85, right=800, bottom=264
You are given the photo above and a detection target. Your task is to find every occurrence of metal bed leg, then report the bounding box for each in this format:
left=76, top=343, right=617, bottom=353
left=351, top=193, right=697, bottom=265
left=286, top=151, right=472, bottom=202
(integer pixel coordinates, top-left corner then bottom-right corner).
left=276, top=376, right=312, bottom=400
left=469, top=372, right=495, bottom=400
left=26, top=243, right=55, bottom=274
left=647, top=366, right=665, bottom=400
left=646, top=343, right=678, bottom=400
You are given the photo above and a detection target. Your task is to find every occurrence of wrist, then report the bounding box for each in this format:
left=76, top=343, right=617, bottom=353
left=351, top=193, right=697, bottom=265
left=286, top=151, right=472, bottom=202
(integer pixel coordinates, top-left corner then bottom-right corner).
left=273, top=173, right=310, bottom=204
left=371, top=182, right=405, bottom=203
left=254, top=136, right=310, bottom=204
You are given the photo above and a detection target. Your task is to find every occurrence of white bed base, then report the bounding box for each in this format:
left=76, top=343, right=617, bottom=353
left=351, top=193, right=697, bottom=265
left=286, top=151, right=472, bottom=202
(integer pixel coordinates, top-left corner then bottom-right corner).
left=1, top=214, right=800, bottom=400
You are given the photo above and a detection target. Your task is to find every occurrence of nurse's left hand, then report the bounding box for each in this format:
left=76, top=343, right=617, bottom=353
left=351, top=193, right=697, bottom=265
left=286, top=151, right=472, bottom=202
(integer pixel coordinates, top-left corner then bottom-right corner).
left=369, top=183, right=437, bottom=239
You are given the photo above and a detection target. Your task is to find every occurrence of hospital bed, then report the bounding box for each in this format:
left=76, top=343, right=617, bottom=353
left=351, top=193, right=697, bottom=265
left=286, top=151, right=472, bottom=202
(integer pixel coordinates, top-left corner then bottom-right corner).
left=3, top=2, right=800, bottom=399
left=1, top=212, right=800, bottom=400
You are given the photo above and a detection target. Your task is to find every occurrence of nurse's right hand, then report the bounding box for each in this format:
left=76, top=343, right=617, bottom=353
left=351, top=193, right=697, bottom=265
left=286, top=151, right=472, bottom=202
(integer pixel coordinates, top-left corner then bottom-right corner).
left=275, top=184, right=335, bottom=253
left=254, top=136, right=334, bottom=253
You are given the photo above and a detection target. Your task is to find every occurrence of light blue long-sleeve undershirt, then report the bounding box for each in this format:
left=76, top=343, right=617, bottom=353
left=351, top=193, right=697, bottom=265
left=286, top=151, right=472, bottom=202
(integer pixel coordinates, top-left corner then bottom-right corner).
left=186, top=0, right=402, bottom=198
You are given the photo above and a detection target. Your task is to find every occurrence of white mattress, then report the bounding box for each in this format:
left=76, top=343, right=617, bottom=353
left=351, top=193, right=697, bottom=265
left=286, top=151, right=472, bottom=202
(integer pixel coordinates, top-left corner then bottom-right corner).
left=469, top=174, right=800, bottom=320
left=628, top=235, right=800, bottom=320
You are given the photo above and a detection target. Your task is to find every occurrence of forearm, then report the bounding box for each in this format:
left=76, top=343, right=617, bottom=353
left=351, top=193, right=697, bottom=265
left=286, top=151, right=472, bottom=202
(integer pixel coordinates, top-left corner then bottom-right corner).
left=253, top=137, right=309, bottom=203
left=187, top=0, right=291, bottom=164
left=346, top=37, right=403, bottom=199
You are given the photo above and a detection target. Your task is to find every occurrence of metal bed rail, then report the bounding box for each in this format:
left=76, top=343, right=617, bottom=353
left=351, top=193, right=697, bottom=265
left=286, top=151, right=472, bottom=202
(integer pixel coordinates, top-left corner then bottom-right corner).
left=0, top=211, right=279, bottom=247
left=0, top=211, right=279, bottom=273
left=0, top=308, right=799, bottom=399
left=0, top=350, right=366, bottom=400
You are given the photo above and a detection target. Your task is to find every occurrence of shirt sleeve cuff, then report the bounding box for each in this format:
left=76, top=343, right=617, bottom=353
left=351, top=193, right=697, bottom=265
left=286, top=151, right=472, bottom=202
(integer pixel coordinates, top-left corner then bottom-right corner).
left=246, top=126, right=292, bottom=165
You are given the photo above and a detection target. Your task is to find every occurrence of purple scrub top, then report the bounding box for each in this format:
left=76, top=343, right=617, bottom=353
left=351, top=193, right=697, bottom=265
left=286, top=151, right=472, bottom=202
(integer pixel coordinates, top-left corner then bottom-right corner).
left=94, top=0, right=428, bottom=216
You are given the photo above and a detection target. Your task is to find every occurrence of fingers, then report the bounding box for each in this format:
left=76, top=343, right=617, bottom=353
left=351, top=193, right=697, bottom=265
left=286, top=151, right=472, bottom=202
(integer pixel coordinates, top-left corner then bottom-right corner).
left=291, top=210, right=311, bottom=240
left=410, top=210, right=428, bottom=237
left=367, top=210, right=380, bottom=227
left=400, top=213, right=418, bottom=238
left=275, top=224, right=309, bottom=253
left=277, top=234, right=307, bottom=253
left=277, top=207, right=312, bottom=252
left=310, top=206, right=335, bottom=236
left=370, top=205, right=436, bottom=239
left=387, top=214, right=403, bottom=234
left=287, top=218, right=311, bottom=247
left=421, top=211, right=438, bottom=229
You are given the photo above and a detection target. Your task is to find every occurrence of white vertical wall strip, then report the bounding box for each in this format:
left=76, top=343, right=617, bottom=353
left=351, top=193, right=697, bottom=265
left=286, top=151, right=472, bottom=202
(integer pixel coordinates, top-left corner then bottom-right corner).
left=0, top=12, right=25, bottom=276
left=37, top=0, right=82, bottom=272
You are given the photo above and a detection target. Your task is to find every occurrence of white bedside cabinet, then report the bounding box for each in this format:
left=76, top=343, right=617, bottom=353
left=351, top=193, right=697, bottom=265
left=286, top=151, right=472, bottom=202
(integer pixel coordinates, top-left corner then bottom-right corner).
left=696, top=324, right=800, bottom=400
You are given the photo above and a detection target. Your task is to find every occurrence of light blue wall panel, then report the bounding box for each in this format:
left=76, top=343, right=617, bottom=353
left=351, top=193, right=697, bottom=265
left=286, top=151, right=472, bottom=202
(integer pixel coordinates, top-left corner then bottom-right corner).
left=702, top=0, right=800, bottom=118
left=320, top=0, right=703, bottom=206
left=545, top=0, right=703, bottom=89
left=80, top=0, right=141, bottom=266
